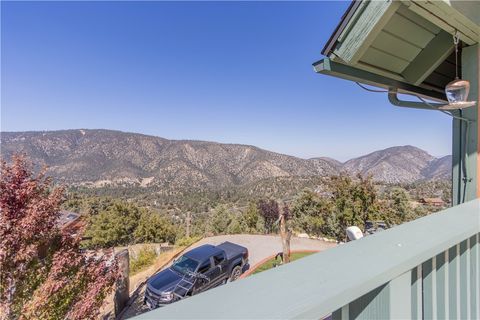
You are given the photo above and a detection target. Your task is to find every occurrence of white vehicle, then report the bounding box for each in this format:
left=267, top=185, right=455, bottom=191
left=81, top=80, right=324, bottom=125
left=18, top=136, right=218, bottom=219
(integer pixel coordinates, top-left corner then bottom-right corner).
left=346, top=226, right=364, bottom=241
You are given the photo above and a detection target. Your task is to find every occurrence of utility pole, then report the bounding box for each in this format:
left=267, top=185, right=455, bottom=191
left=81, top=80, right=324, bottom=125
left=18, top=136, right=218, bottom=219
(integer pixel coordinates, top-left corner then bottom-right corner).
left=279, top=202, right=292, bottom=264
left=186, top=212, right=191, bottom=238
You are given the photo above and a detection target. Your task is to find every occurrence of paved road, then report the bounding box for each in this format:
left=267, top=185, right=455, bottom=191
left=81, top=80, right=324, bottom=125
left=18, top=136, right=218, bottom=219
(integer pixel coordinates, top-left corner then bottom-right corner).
left=121, top=234, right=336, bottom=319
left=188, top=234, right=337, bottom=267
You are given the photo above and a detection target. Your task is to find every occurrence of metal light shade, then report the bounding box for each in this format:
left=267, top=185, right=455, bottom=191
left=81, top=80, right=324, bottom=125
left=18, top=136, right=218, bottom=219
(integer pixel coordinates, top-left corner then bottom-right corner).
left=439, top=79, right=476, bottom=110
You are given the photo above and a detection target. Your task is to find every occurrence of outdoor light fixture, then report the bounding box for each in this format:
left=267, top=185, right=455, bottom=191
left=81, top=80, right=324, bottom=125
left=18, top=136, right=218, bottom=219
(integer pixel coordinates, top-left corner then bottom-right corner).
left=439, top=32, right=476, bottom=110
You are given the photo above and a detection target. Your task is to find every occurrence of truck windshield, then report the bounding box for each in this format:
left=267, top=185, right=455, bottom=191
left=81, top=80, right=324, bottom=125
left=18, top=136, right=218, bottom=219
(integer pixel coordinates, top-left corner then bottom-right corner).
left=171, top=256, right=199, bottom=275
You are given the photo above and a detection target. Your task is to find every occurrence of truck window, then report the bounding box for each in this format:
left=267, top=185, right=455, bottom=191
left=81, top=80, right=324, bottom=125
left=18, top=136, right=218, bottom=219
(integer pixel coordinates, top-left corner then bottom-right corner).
left=213, top=253, right=225, bottom=266
left=197, top=261, right=211, bottom=274
left=172, top=256, right=199, bottom=275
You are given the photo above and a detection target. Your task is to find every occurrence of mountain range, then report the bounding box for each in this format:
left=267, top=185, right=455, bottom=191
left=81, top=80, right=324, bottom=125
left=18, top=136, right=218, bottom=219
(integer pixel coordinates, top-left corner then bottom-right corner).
left=0, top=129, right=451, bottom=188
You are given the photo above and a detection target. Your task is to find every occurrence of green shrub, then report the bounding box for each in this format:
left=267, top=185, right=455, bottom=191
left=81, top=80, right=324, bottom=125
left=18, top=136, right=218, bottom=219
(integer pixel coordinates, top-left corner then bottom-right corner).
left=130, top=247, right=157, bottom=275
left=175, top=236, right=202, bottom=247
left=134, top=212, right=177, bottom=244
left=82, top=201, right=177, bottom=249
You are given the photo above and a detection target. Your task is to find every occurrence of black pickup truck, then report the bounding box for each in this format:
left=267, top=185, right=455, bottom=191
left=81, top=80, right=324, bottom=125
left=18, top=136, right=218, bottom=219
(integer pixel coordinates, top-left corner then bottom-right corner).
left=144, top=242, right=248, bottom=309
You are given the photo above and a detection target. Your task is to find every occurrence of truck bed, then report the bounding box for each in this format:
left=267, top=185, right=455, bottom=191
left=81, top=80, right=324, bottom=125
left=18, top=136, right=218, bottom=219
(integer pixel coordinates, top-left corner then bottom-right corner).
left=217, top=241, right=247, bottom=260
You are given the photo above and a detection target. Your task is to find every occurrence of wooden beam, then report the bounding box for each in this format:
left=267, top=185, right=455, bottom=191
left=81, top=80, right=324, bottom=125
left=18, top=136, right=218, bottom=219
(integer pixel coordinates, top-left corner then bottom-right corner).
left=334, top=0, right=401, bottom=64
left=355, top=61, right=407, bottom=82
left=402, top=0, right=478, bottom=45
left=402, top=30, right=454, bottom=86
left=313, top=58, right=447, bottom=102
left=419, top=0, right=480, bottom=36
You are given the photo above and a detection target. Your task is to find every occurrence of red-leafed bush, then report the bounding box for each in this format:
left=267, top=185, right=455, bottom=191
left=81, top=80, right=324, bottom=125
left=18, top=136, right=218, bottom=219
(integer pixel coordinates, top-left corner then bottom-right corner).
left=0, top=155, right=118, bottom=320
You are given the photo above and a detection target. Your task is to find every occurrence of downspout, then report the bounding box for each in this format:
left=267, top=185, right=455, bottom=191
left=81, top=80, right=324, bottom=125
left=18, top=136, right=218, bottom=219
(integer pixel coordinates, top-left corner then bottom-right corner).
left=387, top=89, right=445, bottom=110
left=387, top=88, right=475, bottom=203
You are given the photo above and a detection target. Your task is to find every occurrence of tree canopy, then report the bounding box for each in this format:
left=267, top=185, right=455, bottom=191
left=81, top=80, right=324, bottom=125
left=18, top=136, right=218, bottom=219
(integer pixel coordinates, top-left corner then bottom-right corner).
left=0, top=155, right=118, bottom=319
left=83, top=201, right=177, bottom=248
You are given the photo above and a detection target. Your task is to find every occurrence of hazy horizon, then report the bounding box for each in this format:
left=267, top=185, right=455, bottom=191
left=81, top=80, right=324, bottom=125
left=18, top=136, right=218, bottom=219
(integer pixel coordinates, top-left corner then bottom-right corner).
left=1, top=1, right=451, bottom=162
left=1, top=128, right=452, bottom=162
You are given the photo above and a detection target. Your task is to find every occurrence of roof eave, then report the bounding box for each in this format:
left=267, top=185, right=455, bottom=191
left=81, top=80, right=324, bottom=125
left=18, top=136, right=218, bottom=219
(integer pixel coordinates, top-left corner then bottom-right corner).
left=313, top=58, right=447, bottom=102
left=321, top=0, right=362, bottom=57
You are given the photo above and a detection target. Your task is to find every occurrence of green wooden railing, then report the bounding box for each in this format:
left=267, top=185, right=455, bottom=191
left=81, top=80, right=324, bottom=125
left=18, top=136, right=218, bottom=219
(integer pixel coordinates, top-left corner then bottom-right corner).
left=134, top=199, right=479, bottom=319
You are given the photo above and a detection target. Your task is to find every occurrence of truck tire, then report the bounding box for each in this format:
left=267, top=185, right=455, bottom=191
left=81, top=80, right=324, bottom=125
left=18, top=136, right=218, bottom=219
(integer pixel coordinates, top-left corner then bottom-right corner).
left=229, top=265, right=242, bottom=282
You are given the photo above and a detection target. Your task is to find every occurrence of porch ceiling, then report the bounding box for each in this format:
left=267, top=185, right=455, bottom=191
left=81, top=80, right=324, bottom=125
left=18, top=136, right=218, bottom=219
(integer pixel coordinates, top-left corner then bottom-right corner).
left=317, top=0, right=480, bottom=101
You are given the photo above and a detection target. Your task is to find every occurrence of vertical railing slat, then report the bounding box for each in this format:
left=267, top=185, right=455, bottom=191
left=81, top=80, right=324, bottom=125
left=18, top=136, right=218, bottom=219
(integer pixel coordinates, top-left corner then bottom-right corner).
left=411, top=266, right=422, bottom=320
left=389, top=271, right=411, bottom=319
left=459, top=239, right=469, bottom=319
left=422, top=258, right=433, bottom=319
left=331, top=309, right=342, bottom=320
left=331, top=305, right=348, bottom=320
left=448, top=245, right=459, bottom=319
left=470, top=234, right=479, bottom=319
left=478, top=233, right=480, bottom=319
left=347, top=284, right=389, bottom=319
left=321, top=236, right=476, bottom=320
left=435, top=252, right=447, bottom=319
left=341, top=305, right=349, bottom=320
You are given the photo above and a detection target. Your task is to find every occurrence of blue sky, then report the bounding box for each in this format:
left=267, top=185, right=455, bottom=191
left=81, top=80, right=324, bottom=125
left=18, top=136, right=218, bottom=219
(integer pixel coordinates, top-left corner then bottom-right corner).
left=1, top=1, right=451, bottom=161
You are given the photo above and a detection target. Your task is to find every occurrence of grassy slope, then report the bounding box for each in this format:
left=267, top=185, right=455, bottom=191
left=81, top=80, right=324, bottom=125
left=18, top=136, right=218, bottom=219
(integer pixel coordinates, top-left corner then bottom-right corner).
left=253, top=252, right=315, bottom=274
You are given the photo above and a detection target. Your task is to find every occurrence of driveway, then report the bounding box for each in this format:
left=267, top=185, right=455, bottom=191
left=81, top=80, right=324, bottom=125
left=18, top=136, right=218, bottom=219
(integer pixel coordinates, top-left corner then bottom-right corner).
left=121, top=234, right=336, bottom=319
left=188, top=234, right=337, bottom=267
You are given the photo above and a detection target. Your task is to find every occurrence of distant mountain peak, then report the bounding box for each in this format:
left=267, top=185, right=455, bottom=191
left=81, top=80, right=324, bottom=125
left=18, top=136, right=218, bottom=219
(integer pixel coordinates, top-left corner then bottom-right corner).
left=1, top=129, right=451, bottom=187
left=342, top=145, right=447, bottom=183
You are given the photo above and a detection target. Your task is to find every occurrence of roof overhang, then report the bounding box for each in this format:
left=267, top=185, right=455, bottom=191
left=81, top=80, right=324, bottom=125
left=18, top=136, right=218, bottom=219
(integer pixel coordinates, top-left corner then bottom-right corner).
left=315, top=0, right=480, bottom=102
left=314, top=57, right=447, bottom=102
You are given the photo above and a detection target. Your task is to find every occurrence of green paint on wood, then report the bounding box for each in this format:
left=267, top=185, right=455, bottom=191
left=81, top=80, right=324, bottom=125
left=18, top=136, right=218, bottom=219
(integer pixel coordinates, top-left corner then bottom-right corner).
left=411, top=267, right=421, bottom=320
left=469, top=234, right=478, bottom=319
left=405, top=1, right=477, bottom=45
left=435, top=252, right=447, bottom=319
left=332, top=309, right=342, bottom=320
left=354, top=61, right=406, bottom=83
left=335, top=0, right=400, bottom=64
left=413, top=1, right=479, bottom=43
left=383, top=11, right=436, bottom=48
left=348, top=284, right=389, bottom=320
left=396, top=5, right=440, bottom=35
left=448, top=245, right=458, bottom=319
left=444, top=0, right=480, bottom=26
left=337, top=0, right=368, bottom=44
left=361, top=47, right=409, bottom=74
left=452, top=115, right=463, bottom=205
left=313, top=58, right=446, bottom=101
left=402, top=31, right=454, bottom=85
left=422, top=259, right=434, bottom=319
left=459, top=240, right=469, bottom=319
left=370, top=30, right=421, bottom=62
left=389, top=271, right=411, bottom=319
